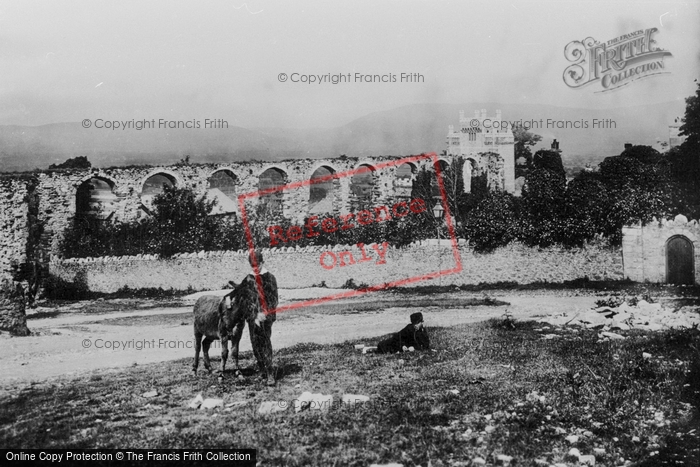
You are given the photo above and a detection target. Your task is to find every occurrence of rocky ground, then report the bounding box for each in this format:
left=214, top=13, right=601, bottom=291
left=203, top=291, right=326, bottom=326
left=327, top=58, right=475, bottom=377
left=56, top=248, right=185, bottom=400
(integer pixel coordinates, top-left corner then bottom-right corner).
left=536, top=296, right=700, bottom=341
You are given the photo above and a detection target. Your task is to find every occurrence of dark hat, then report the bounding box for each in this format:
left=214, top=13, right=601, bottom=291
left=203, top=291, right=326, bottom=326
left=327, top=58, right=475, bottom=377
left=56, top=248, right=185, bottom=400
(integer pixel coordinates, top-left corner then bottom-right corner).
left=248, top=249, right=264, bottom=266
left=410, top=312, right=424, bottom=325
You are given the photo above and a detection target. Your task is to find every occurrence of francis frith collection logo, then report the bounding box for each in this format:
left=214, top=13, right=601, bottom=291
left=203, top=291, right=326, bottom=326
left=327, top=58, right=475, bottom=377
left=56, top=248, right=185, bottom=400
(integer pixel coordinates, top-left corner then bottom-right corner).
left=563, top=27, right=672, bottom=92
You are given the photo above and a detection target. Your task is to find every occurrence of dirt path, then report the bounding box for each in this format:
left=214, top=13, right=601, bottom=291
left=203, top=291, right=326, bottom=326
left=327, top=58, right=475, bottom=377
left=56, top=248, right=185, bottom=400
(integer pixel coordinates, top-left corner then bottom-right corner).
left=0, top=290, right=600, bottom=388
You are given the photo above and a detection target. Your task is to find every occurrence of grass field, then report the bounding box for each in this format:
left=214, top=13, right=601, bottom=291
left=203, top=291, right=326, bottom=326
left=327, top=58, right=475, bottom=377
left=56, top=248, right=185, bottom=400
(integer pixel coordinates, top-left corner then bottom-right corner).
left=1, top=317, right=698, bottom=466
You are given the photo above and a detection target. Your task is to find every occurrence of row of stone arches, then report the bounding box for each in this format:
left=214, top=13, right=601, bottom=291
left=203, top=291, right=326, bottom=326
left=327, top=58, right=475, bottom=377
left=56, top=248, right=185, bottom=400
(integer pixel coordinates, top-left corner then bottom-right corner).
left=75, top=169, right=242, bottom=218
left=255, top=162, right=423, bottom=216
left=74, top=161, right=441, bottom=219
left=75, top=177, right=119, bottom=218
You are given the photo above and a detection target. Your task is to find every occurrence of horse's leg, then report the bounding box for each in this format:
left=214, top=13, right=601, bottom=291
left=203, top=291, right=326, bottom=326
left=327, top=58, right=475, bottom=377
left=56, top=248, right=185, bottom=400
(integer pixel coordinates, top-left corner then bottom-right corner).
left=220, top=335, right=229, bottom=374
left=230, top=317, right=246, bottom=377
left=202, top=336, right=214, bottom=372
left=193, top=330, right=202, bottom=374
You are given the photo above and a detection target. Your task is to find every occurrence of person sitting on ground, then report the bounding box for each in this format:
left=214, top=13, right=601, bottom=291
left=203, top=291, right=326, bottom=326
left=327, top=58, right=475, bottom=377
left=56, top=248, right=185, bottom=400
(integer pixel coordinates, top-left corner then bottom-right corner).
left=375, top=312, right=430, bottom=354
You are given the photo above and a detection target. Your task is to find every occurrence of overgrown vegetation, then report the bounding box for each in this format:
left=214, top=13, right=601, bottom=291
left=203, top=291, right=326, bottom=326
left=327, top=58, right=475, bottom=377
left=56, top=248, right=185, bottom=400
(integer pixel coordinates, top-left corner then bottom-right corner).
left=48, top=156, right=91, bottom=170
left=60, top=185, right=246, bottom=258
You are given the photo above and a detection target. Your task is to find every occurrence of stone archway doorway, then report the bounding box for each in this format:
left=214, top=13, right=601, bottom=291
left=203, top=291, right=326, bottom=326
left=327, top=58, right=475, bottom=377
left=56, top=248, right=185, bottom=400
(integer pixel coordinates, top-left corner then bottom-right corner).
left=666, top=235, right=695, bottom=285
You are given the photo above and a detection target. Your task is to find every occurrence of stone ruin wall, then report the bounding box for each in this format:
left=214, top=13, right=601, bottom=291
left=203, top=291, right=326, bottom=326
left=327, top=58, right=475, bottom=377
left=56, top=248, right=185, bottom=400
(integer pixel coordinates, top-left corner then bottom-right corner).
left=1, top=156, right=448, bottom=270
left=483, top=153, right=506, bottom=191
left=622, top=214, right=700, bottom=284
left=0, top=176, right=33, bottom=334
left=0, top=177, right=30, bottom=283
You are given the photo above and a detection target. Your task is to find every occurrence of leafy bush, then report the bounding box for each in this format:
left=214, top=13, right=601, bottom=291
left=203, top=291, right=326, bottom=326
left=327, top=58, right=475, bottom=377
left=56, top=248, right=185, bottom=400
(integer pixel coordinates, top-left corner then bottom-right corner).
left=496, top=309, right=517, bottom=329
left=519, top=167, right=566, bottom=247
left=148, top=185, right=244, bottom=257
left=558, top=175, right=612, bottom=246
left=60, top=186, right=247, bottom=258
left=596, top=153, right=674, bottom=244
left=462, top=191, right=518, bottom=252
left=532, top=149, right=566, bottom=178
left=112, top=286, right=185, bottom=298
left=60, top=216, right=157, bottom=258
left=341, top=278, right=359, bottom=289
left=48, top=156, right=91, bottom=170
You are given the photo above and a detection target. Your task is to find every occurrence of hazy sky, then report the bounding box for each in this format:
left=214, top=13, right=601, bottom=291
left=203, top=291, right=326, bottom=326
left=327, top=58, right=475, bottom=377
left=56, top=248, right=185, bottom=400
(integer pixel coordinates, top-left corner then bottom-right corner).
left=1, top=0, right=698, bottom=128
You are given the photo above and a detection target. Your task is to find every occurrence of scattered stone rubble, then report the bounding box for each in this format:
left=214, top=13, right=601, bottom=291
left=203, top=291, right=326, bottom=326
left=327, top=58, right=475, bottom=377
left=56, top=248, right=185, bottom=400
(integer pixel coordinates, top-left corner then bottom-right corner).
left=257, top=401, right=287, bottom=415
left=255, top=392, right=370, bottom=415
left=293, top=392, right=334, bottom=413
left=537, top=298, right=700, bottom=336
left=187, top=393, right=224, bottom=410
left=445, top=390, right=661, bottom=466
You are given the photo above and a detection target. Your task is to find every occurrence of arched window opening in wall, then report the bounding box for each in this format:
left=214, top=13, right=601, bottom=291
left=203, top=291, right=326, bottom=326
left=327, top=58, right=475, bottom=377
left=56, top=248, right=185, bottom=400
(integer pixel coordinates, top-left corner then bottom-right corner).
left=666, top=235, right=695, bottom=285
left=140, top=173, right=176, bottom=215
left=394, top=162, right=416, bottom=199
left=142, top=173, right=176, bottom=197
left=350, top=164, right=376, bottom=210
left=207, top=170, right=238, bottom=215
left=75, top=177, right=117, bottom=219
left=462, top=158, right=478, bottom=193
left=431, top=160, right=450, bottom=198
left=258, top=168, right=287, bottom=218
left=309, top=166, right=335, bottom=214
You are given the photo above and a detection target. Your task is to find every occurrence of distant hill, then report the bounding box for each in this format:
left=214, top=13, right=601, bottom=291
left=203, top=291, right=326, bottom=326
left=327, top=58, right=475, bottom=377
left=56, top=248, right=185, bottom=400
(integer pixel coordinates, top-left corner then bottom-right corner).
left=0, top=123, right=301, bottom=172
left=0, top=101, right=685, bottom=172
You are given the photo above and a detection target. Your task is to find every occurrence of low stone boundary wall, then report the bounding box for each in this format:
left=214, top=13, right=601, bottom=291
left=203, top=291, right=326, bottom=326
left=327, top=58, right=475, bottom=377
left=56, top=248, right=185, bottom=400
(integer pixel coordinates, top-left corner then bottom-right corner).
left=49, top=242, right=623, bottom=293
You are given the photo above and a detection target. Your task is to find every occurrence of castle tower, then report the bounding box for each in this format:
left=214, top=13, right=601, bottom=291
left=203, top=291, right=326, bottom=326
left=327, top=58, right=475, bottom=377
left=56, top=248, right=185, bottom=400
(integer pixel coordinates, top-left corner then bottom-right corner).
left=446, top=109, right=515, bottom=193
